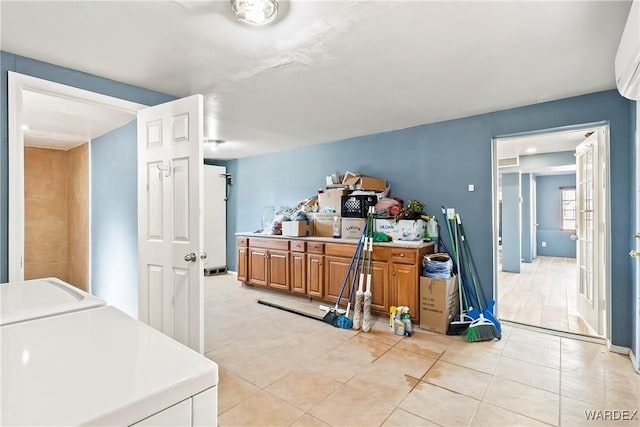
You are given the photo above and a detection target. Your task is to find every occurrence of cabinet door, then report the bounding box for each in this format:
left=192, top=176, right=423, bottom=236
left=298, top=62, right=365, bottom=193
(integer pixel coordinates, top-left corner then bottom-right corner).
left=237, top=247, right=248, bottom=282
left=324, top=256, right=356, bottom=305
left=248, top=248, right=268, bottom=286
left=268, top=249, right=290, bottom=290
left=370, top=260, right=389, bottom=313
left=133, top=398, right=191, bottom=426
left=391, top=263, right=418, bottom=320
left=307, top=254, right=324, bottom=297
left=290, top=252, right=306, bottom=294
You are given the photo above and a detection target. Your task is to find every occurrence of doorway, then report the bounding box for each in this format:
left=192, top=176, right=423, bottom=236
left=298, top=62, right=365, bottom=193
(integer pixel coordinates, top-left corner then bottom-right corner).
left=493, top=124, right=610, bottom=339
left=8, top=72, right=144, bottom=289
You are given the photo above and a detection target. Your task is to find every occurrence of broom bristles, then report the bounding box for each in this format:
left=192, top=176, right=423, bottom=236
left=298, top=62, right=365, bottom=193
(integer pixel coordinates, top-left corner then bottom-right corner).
left=353, top=293, right=363, bottom=330
left=464, top=315, right=498, bottom=342
left=362, top=293, right=372, bottom=332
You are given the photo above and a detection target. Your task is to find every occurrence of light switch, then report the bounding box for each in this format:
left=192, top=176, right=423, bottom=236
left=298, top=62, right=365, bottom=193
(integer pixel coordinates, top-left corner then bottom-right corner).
left=468, top=184, right=475, bottom=192
left=542, top=241, right=547, bottom=247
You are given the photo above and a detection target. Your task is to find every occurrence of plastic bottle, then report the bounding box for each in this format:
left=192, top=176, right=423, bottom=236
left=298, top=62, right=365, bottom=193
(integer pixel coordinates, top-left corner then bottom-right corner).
left=402, top=307, right=413, bottom=337
left=427, top=216, right=438, bottom=241
left=389, top=306, right=396, bottom=331
left=332, top=216, right=341, bottom=238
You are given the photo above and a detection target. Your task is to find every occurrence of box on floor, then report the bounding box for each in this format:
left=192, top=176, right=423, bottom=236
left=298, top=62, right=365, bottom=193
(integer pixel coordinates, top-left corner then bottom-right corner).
left=419, top=275, right=459, bottom=334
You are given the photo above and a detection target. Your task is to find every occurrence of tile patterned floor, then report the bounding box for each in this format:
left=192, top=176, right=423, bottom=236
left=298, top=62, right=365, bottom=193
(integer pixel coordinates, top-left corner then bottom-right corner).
left=205, top=275, right=639, bottom=427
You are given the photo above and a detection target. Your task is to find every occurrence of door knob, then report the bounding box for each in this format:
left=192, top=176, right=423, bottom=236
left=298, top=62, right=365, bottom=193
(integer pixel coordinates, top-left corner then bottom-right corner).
left=630, top=250, right=640, bottom=258
left=184, top=252, right=197, bottom=262
left=200, top=252, right=208, bottom=260
left=570, top=235, right=578, bottom=241
left=635, top=233, right=640, bottom=239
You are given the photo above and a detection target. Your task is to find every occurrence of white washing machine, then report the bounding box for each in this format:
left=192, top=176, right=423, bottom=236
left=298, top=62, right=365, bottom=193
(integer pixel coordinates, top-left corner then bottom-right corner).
left=0, top=277, right=105, bottom=326
left=0, top=279, right=218, bottom=426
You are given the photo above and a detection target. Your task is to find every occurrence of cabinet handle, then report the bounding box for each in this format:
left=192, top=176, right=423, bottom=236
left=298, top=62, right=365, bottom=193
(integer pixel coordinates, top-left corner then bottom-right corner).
left=392, top=272, right=396, bottom=276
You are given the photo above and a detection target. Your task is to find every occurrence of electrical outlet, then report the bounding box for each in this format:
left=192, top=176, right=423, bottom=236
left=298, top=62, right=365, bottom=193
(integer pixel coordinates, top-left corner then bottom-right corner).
left=541, top=241, right=547, bottom=247
left=468, top=184, right=475, bottom=192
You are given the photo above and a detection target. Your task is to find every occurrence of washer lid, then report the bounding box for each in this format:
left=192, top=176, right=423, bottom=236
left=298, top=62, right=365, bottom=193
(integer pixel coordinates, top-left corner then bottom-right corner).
left=0, top=277, right=105, bottom=326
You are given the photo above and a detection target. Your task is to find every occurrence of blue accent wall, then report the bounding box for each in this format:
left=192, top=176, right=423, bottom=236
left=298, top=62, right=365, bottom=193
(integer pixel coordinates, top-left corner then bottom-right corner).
left=502, top=173, right=521, bottom=272
left=91, top=122, right=139, bottom=317
left=224, top=90, right=633, bottom=347
left=1, top=52, right=637, bottom=348
left=1, top=52, right=174, bottom=307
left=536, top=174, right=577, bottom=258
left=521, top=173, right=533, bottom=263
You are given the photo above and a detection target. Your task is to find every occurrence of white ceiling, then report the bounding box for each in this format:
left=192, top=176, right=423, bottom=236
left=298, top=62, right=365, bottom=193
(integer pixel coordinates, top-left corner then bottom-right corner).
left=0, top=0, right=632, bottom=160
left=22, top=90, right=137, bottom=150
left=496, top=127, right=596, bottom=158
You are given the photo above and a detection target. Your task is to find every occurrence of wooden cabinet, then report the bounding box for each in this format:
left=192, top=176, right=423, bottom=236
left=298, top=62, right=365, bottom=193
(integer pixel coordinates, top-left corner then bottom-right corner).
left=237, top=234, right=434, bottom=320
left=307, top=254, right=323, bottom=297
left=391, top=262, right=418, bottom=320
left=248, top=248, right=268, bottom=286
left=324, top=256, right=354, bottom=303
left=237, top=247, right=248, bottom=282
left=247, top=237, right=290, bottom=290
left=290, top=252, right=306, bottom=294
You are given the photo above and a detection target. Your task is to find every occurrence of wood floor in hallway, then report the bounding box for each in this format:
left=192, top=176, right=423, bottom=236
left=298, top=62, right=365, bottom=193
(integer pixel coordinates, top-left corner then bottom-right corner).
left=498, top=256, right=598, bottom=337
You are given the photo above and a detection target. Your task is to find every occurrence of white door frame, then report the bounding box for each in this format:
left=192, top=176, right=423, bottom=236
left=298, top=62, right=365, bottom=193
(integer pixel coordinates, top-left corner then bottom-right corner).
left=7, top=72, right=145, bottom=283
left=491, top=122, right=611, bottom=342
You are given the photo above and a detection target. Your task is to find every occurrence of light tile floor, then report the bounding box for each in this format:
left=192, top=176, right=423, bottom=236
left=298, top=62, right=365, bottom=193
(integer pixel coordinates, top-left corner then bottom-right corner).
left=204, top=275, right=639, bottom=427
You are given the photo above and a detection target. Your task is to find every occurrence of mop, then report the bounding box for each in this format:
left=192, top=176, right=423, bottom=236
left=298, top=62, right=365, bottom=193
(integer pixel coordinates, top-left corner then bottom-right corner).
left=362, top=206, right=375, bottom=333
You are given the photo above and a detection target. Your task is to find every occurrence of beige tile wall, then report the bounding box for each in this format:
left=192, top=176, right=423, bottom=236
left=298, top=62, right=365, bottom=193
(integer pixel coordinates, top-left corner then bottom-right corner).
left=24, top=144, right=89, bottom=291
left=67, top=144, right=89, bottom=291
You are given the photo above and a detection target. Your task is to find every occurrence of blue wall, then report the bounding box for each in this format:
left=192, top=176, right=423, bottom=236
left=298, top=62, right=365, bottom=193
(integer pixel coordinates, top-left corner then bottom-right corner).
left=502, top=173, right=521, bottom=272
left=521, top=173, right=534, bottom=263
left=91, top=122, right=139, bottom=317
left=224, top=90, right=634, bottom=347
left=0, top=52, right=174, bottom=304
left=536, top=174, right=577, bottom=258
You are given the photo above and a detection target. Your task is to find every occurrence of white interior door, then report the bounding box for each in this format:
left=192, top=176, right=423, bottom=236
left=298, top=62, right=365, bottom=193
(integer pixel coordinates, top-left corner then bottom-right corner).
left=576, top=132, right=601, bottom=334
left=137, top=95, right=204, bottom=353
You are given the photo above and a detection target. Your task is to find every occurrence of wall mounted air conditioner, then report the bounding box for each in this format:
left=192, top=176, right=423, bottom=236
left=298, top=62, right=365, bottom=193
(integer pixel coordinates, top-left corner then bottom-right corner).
left=498, top=156, right=519, bottom=168
left=615, top=0, right=640, bottom=101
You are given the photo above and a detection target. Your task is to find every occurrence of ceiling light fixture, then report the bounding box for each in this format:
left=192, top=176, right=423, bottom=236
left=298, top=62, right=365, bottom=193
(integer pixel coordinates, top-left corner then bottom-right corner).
left=231, top=0, right=278, bottom=26
left=204, top=139, right=226, bottom=150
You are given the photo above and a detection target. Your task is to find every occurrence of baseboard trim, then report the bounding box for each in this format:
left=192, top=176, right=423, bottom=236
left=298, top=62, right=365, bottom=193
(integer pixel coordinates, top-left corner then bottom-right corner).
left=630, top=349, right=640, bottom=374
left=607, top=340, right=630, bottom=355
left=501, top=320, right=605, bottom=344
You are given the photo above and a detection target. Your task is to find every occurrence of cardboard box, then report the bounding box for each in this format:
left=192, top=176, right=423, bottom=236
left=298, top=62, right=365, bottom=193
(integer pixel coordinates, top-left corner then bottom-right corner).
left=375, top=218, right=396, bottom=238
left=318, top=189, right=349, bottom=215
left=312, top=213, right=335, bottom=237
left=282, top=219, right=313, bottom=237
left=395, top=219, right=426, bottom=241
left=420, top=275, right=459, bottom=334
left=342, top=175, right=387, bottom=192
left=341, top=218, right=366, bottom=239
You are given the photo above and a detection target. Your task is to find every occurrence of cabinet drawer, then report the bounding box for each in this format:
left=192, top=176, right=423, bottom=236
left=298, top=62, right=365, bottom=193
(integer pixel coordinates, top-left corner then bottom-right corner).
left=237, top=237, right=248, bottom=247
left=324, top=243, right=356, bottom=258
left=290, top=240, right=306, bottom=252
left=325, top=242, right=388, bottom=261
left=307, top=242, right=324, bottom=254
left=249, top=237, right=289, bottom=251
left=390, top=248, right=416, bottom=264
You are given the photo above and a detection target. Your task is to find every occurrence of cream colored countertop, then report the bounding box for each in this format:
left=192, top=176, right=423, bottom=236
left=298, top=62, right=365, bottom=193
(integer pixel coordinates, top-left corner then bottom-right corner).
left=235, top=231, right=436, bottom=249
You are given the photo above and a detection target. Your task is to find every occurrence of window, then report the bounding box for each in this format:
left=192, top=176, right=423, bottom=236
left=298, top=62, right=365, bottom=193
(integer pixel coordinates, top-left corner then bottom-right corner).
left=561, top=187, right=576, bottom=230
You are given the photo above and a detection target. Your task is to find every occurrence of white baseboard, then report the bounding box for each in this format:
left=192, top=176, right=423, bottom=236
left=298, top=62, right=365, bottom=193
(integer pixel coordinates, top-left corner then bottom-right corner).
left=227, top=270, right=237, bottom=275
left=630, top=349, right=640, bottom=374
left=607, top=340, right=630, bottom=355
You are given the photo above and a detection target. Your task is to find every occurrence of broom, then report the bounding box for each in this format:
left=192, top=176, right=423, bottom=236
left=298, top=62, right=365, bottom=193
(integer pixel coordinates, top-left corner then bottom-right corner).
left=337, top=233, right=366, bottom=329
left=456, top=214, right=501, bottom=340
left=322, top=226, right=365, bottom=327
left=442, top=207, right=474, bottom=335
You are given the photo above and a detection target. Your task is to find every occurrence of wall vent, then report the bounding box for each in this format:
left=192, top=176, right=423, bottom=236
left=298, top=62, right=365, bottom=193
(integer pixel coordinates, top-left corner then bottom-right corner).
left=498, top=156, right=519, bottom=168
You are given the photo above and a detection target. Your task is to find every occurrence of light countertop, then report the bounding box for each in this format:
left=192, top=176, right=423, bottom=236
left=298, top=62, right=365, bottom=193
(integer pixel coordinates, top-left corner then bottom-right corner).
left=236, top=231, right=436, bottom=249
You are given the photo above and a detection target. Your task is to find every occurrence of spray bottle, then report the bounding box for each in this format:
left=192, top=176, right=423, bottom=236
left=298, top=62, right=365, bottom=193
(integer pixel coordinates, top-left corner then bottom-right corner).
left=427, top=216, right=438, bottom=242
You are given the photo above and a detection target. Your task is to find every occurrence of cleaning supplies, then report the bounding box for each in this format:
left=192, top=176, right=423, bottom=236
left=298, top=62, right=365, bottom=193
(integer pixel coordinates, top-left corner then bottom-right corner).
left=427, top=216, right=438, bottom=241
left=401, top=307, right=412, bottom=337
left=332, top=216, right=341, bottom=238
